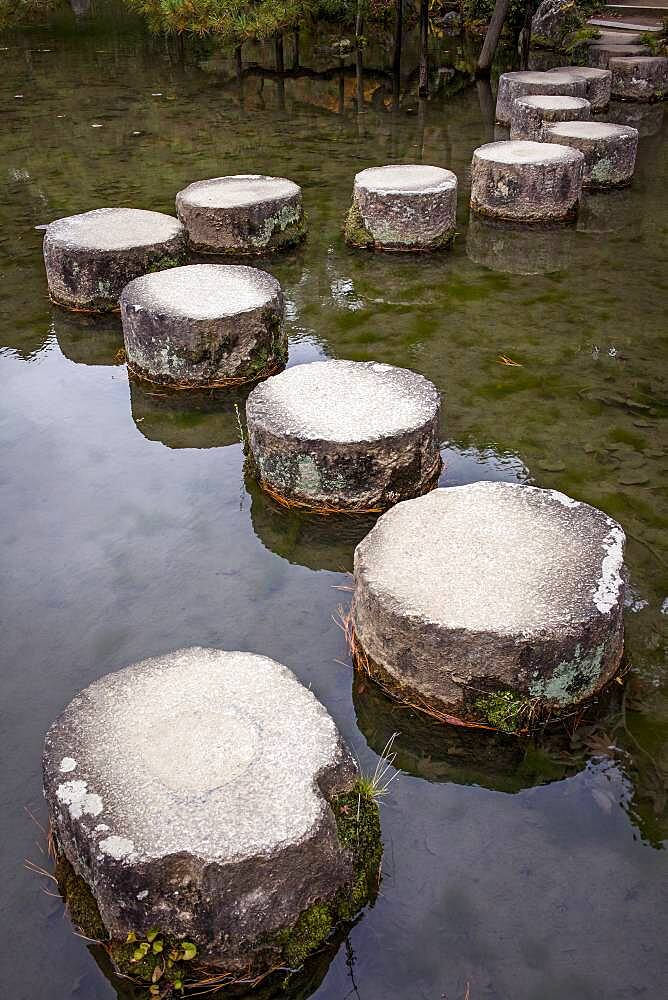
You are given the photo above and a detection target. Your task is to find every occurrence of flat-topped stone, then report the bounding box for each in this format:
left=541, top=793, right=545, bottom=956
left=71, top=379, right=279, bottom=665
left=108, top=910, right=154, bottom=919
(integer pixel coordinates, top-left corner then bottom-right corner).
left=510, top=94, right=591, bottom=140
left=470, top=140, right=584, bottom=223
left=495, top=71, right=586, bottom=125
left=44, top=648, right=381, bottom=978
left=120, top=263, right=285, bottom=387
left=351, top=483, right=626, bottom=725
left=609, top=56, right=668, bottom=102
left=544, top=120, right=639, bottom=188
left=43, top=208, right=186, bottom=312
left=246, top=360, right=441, bottom=511
left=549, top=66, right=612, bottom=110
left=175, top=174, right=305, bottom=254
left=344, top=164, right=457, bottom=251
left=588, top=44, right=649, bottom=69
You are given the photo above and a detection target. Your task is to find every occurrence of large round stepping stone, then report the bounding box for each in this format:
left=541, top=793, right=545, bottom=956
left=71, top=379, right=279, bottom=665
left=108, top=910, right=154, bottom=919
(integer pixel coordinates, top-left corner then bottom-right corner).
left=351, top=483, right=626, bottom=725
left=246, top=360, right=441, bottom=512
left=549, top=66, right=612, bottom=110
left=495, top=71, right=586, bottom=126
left=609, top=56, right=668, bottom=102
left=470, top=140, right=584, bottom=223
left=43, top=648, right=381, bottom=978
left=120, top=263, right=286, bottom=387
left=344, top=164, right=457, bottom=251
left=175, top=174, right=305, bottom=254
left=510, top=94, right=591, bottom=140
left=544, top=121, right=639, bottom=189
left=43, top=208, right=186, bottom=313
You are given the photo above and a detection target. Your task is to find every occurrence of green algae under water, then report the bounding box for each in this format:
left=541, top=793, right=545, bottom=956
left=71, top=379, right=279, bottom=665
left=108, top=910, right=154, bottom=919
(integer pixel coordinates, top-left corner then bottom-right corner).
left=0, top=5, right=667, bottom=1000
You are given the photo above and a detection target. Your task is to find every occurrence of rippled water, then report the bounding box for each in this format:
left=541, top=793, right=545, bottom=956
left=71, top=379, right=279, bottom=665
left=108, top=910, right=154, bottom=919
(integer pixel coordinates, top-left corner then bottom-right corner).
left=1, top=6, right=667, bottom=1000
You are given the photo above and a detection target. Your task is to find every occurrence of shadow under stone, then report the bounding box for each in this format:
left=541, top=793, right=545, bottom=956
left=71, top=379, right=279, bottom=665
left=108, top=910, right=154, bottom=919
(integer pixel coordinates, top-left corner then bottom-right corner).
left=52, top=309, right=124, bottom=367
left=129, top=380, right=248, bottom=449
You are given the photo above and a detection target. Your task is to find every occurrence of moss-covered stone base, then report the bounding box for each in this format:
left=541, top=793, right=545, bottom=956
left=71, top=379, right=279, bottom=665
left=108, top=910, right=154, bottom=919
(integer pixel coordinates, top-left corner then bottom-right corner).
left=343, top=201, right=455, bottom=252
left=51, top=781, right=382, bottom=997
left=188, top=213, right=307, bottom=256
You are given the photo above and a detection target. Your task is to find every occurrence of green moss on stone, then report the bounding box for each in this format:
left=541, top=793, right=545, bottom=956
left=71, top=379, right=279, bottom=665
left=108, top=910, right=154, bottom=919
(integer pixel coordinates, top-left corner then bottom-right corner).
left=54, top=854, right=107, bottom=942
left=278, top=903, right=333, bottom=967
left=343, top=201, right=374, bottom=248
left=147, top=254, right=186, bottom=274
left=474, top=690, right=529, bottom=733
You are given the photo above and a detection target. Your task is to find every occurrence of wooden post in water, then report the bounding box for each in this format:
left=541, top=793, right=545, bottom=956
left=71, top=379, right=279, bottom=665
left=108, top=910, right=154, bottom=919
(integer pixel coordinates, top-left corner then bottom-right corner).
left=292, top=26, right=300, bottom=70
left=419, top=0, right=429, bottom=98
left=275, top=32, right=285, bottom=110
left=476, top=0, right=510, bottom=78
left=519, top=0, right=533, bottom=70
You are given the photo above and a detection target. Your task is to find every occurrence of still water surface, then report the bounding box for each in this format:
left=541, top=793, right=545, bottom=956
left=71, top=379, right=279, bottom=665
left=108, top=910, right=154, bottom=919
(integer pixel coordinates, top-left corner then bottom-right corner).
left=1, top=6, right=667, bottom=1000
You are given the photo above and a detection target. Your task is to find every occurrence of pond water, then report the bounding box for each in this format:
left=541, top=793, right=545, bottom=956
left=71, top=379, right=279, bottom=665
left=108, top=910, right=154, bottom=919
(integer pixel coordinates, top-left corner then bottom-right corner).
left=1, top=5, right=667, bottom=1000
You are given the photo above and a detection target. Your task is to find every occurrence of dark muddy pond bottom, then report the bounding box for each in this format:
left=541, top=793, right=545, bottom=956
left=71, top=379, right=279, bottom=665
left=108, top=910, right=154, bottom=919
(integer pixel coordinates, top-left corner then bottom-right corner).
left=1, top=7, right=667, bottom=1000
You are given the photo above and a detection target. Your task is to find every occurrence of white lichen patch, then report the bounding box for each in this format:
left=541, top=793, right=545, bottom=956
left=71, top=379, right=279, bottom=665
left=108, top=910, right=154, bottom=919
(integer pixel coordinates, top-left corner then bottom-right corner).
left=56, top=780, right=103, bottom=819
left=136, top=889, right=149, bottom=900
left=529, top=643, right=606, bottom=705
left=59, top=757, right=77, bottom=773
left=99, top=835, right=136, bottom=861
left=593, top=525, right=625, bottom=613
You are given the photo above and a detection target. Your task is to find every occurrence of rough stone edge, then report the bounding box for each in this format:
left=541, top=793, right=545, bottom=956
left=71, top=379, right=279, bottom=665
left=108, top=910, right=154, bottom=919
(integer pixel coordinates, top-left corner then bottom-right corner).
left=469, top=199, right=579, bottom=225
left=186, top=210, right=307, bottom=256
left=343, top=201, right=456, bottom=253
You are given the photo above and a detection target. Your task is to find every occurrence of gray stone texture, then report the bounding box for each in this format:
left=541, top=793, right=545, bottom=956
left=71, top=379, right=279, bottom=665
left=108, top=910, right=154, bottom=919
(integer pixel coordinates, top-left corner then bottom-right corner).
left=609, top=56, right=668, bottom=102
left=43, top=648, right=358, bottom=968
left=470, top=140, right=584, bottom=223
left=510, top=95, right=591, bottom=140
left=495, top=71, right=586, bottom=125
left=588, top=44, right=649, bottom=70
left=43, top=208, right=187, bottom=313
left=175, top=174, right=305, bottom=254
left=544, top=121, right=639, bottom=188
left=530, top=0, right=586, bottom=49
left=346, top=164, right=457, bottom=251
left=466, top=215, right=576, bottom=276
left=120, top=263, right=285, bottom=386
left=352, top=483, right=626, bottom=717
left=549, top=66, right=612, bottom=110
left=246, top=360, right=441, bottom=511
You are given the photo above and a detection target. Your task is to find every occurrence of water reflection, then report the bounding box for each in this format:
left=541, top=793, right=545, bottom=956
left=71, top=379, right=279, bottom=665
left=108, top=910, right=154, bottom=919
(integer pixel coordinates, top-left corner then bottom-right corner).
left=52, top=311, right=124, bottom=367
left=607, top=100, right=665, bottom=138
left=353, top=672, right=579, bottom=793
left=439, top=442, right=531, bottom=485
left=466, top=216, right=577, bottom=276
left=577, top=188, right=644, bottom=236
left=247, top=472, right=375, bottom=572
left=129, top=381, right=246, bottom=449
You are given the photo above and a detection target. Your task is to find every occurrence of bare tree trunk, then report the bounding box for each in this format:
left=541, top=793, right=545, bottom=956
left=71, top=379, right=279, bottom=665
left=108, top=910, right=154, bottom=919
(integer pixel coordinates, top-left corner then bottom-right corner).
left=235, top=44, right=242, bottom=79
left=355, top=0, right=364, bottom=114
left=519, top=0, right=533, bottom=70
left=476, top=0, right=510, bottom=78
left=292, top=26, right=300, bottom=70
left=275, top=33, right=285, bottom=110
left=419, top=0, right=429, bottom=97
left=393, top=0, right=403, bottom=108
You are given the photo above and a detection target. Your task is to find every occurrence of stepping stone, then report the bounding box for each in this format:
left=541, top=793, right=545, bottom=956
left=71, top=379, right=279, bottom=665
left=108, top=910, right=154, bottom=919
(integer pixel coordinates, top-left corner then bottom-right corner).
left=120, top=263, right=286, bottom=387
left=351, top=483, right=626, bottom=725
left=43, top=208, right=186, bottom=313
left=510, top=94, right=591, bottom=140
left=548, top=66, right=613, bottom=110
left=466, top=215, right=576, bottom=275
left=43, top=648, right=381, bottom=980
left=246, top=360, right=441, bottom=512
left=609, top=55, right=668, bottom=102
left=588, top=44, right=649, bottom=69
left=544, top=121, right=639, bottom=189
left=495, top=71, right=586, bottom=125
left=175, top=174, right=305, bottom=254
left=343, top=164, right=458, bottom=251
left=470, top=140, right=584, bottom=224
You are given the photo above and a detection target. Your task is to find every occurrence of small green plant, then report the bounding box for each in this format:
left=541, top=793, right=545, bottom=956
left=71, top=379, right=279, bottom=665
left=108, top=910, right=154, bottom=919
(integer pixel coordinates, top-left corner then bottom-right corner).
left=355, top=732, right=400, bottom=801
left=234, top=402, right=246, bottom=449
left=474, top=690, right=528, bottom=733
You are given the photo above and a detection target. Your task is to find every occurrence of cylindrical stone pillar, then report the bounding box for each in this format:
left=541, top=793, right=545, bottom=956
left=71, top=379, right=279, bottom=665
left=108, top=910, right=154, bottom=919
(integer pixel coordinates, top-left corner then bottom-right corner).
left=43, top=648, right=382, bottom=983
left=470, top=140, right=584, bottom=224
left=246, top=360, right=441, bottom=512
left=588, top=43, right=649, bottom=70
left=351, top=483, right=626, bottom=727
left=548, top=66, right=612, bottom=111
left=510, top=95, right=591, bottom=140
left=495, top=71, right=586, bottom=126
left=175, top=174, right=305, bottom=254
left=544, top=121, right=639, bottom=189
left=43, top=208, right=187, bottom=313
left=120, top=264, right=286, bottom=387
left=609, top=56, right=668, bottom=102
left=344, top=164, right=458, bottom=251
